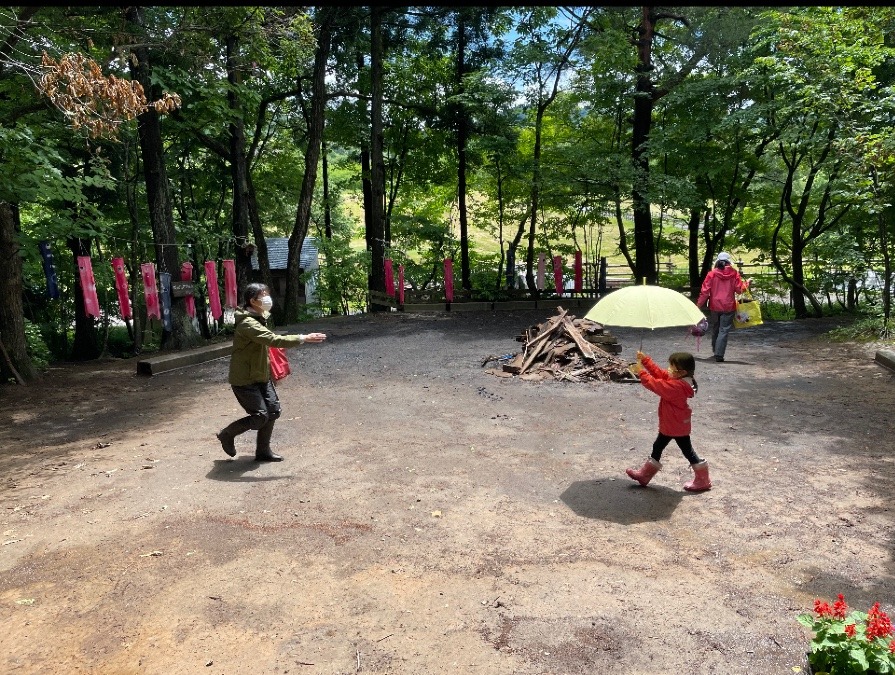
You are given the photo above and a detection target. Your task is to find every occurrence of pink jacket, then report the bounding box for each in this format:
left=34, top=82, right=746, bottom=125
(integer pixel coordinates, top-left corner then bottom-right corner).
left=639, top=355, right=695, bottom=437
left=697, top=266, right=747, bottom=312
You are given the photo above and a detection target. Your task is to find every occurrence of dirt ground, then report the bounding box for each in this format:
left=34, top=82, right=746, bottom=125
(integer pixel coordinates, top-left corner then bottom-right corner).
left=1, top=308, right=893, bottom=675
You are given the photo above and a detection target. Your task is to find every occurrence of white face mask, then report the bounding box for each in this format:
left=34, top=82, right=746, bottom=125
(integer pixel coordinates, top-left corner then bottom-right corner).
left=257, top=295, right=273, bottom=311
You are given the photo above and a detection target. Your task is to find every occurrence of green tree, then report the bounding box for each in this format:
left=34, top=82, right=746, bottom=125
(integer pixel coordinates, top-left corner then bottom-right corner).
left=124, top=6, right=198, bottom=349
left=284, top=7, right=344, bottom=322
left=502, top=7, right=592, bottom=296
left=0, top=6, right=169, bottom=380
left=746, top=7, right=895, bottom=318
left=628, top=6, right=709, bottom=285
left=652, top=8, right=769, bottom=290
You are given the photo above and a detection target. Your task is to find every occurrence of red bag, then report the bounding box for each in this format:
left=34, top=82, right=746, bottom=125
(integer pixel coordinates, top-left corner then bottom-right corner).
left=269, top=347, right=290, bottom=382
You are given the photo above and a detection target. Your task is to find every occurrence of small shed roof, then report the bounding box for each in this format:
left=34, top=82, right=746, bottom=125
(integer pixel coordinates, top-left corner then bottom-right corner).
left=250, top=237, right=318, bottom=271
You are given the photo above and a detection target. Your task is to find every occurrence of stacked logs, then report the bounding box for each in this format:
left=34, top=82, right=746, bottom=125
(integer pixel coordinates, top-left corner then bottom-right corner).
left=483, top=307, right=638, bottom=383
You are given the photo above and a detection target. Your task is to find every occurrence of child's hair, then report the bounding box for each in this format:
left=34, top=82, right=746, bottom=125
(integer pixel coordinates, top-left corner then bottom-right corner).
left=715, top=259, right=728, bottom=270
left=669, top=352, right=698, bottom=393
left=242, top=282, right=269, bottom=308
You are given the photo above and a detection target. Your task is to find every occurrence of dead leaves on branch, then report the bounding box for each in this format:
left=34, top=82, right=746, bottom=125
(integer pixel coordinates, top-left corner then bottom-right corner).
left=38, top=52, right=181, bottom=139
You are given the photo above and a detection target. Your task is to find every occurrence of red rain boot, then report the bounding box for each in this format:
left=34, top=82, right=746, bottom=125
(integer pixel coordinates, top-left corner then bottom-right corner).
left=684, top=461, right=712, bottom=492
left=626, top=458, right=662, bottom=486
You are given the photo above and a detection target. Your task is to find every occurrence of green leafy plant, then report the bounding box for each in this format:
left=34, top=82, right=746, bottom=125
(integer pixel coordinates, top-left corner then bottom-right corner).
left=798, top=594, right=895, bottom=674
left=758, top=299, right=796, bottom=321
left=827, top=314, right=894, bottom=343
left=24, top=318, right=52, bottom=370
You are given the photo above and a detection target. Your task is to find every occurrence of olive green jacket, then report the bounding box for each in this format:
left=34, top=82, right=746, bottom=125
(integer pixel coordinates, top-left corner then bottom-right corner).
left=228, top=308, right=305, bottom=386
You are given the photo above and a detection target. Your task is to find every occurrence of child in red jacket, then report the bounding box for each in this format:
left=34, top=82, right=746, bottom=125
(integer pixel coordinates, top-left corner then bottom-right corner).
left=625, top=351, right=711, bottom=491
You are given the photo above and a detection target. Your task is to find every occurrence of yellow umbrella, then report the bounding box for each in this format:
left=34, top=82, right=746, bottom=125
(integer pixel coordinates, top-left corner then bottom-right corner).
left=584, top=283, right=705, bottom=348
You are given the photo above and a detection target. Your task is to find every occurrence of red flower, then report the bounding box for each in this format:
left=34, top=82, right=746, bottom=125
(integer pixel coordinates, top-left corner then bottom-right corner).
left=889, top=639, right=895, bottom=654
left=845, top=623, right=856, bottom=638
left=833, top=594, right=848, bottom=620
left=866, top=603, right=894, bottom=641
left=814, top=599, right=834, bottom=618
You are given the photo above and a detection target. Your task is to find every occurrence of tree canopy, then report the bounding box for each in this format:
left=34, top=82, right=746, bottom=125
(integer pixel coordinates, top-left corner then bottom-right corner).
left=2, top=5, right=895, bottom=383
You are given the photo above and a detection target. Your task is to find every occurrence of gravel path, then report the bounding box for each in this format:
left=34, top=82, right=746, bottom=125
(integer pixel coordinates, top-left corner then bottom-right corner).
left=1, top=309, right=892, bottom=674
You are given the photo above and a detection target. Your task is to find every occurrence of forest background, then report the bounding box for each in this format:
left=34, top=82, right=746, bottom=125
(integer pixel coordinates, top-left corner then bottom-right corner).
left=2, top=5, right=895, bottom=385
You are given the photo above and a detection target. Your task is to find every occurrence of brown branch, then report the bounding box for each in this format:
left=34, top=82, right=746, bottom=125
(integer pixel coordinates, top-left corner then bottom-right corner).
left=0, top=6, right=39, bottom=78
left=169, top=108, right=229, bottom=158
left=653, top=12, right=690, bottom=26
left=326, top=88, right=439, bottom=117
left=248, top=87, right=303, bottom=161
left=0, top=332, right=26, bottom=385
left=653, top=44, right=707, bottom=100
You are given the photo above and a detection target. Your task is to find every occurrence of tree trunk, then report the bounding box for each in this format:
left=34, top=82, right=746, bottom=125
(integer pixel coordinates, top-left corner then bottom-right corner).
left=771, top=197, right=823, bottom=319
left=0, top=201, right=37, bottom=383
left=361, top=146, right=373, bottom=243
left=455, top=13, right=471, bottom=292
left=871, top=169, right=891, bottom=325
left=524, top=107, right=546, bottom=297
left=124, top=139, right=143, bottom=353
left=882, top=212, right=892, bottom=325
left=790, top=220, right=809, bottom=318
left=687, top=207, right=701, bottom=299
left=178, top=33, right=271, bottom=308
left=284, top=6, right=338, bottom=322
left=322, top=135, right=332, bottom=240
left=632, top=6, right=657, bottom=285
left=356, top=48, right=374, bottom=255
left=505, top=207, right=530, bottom=290
left=190, top=242, right=211, bottom=339
left=225, top=33, right=254, bottom=296
left=519, top=13, right=589, bottom=295
left=630, top=7, right=707, bottom=285
left=67, top=236, right=101, bottom=360
left=245, top=171, right=273, bottom=296
left=368, top=5, right=388, bottom=311
left=127, top=6, right=198, bottom=350
left=494, top=156, right=506, bottom=290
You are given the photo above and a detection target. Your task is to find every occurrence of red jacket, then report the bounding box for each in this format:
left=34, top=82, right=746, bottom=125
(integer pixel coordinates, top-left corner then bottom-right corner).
left=638, top=355, right=695, bottom=437
left=697, top=265, right=747, bottom=312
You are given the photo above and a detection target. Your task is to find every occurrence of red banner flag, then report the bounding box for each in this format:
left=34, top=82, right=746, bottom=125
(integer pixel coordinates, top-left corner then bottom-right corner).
left=111, top=257, right=132, bottom=319
left=444, top=258, right=454, bottom=303
left=205, top=260, right=223, bottom=320
left=141, top=262, right=161, bottom=320
left=181, top=261, right=195, bottom=318
left=398, top=264, right=405, bottom=305
left=537, top=253, right=545, bottom=290
left=384, top=259, right=395, bottom=296
left=553, top=255, right=563, bottom=296
left=77, top=256, right=101, bottom=318
left=574, top=250, right=583, bottom=293
left=222, top=259, right=237, bottom=308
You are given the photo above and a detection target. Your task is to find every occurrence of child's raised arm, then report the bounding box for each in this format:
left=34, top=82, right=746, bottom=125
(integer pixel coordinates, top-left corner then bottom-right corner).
left=639, top=353, right=669, bottom=379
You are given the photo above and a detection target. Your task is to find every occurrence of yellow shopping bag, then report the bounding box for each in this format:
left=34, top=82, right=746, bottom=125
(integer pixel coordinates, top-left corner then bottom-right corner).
left=733, top=289, right=763, bottom=329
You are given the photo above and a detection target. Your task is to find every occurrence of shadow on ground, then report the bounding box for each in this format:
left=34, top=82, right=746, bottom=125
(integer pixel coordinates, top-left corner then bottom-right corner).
left=560, top=478, right=684, bottom=524
left=205, top=457, right=294, bottom=482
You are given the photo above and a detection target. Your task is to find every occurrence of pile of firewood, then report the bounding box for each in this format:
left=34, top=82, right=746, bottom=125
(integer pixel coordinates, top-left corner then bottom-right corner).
left=483, top=307, right=638, bottom=383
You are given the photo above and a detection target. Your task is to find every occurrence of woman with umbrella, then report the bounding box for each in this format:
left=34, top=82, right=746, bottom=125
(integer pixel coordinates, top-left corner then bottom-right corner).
left=696, top=252, right=748, bottom=362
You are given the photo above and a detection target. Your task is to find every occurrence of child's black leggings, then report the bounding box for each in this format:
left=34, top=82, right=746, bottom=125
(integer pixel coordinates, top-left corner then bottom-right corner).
left=651, top=433, right=703, bottom=465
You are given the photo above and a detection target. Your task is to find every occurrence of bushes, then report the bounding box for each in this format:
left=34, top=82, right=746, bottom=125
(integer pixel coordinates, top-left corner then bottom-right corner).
left=24, top=318, right=52, bottom=370
left=756, top=300, right=795, bottom=321
left=827, top=313, right=893, bottom=342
